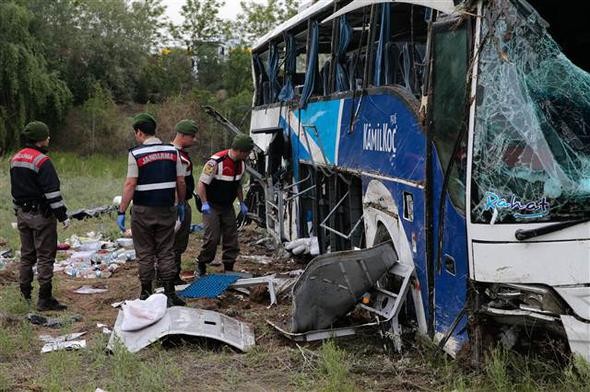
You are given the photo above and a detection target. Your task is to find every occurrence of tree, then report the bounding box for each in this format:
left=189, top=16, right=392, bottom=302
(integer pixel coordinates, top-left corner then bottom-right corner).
left=24, top=0, right=167, bottom=103
left=0, top=1, right=71, bottom=152
left=235, top=0, right=299, bottom=45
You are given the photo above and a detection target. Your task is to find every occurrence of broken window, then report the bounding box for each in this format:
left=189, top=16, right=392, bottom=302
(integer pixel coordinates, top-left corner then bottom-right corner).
left=471, top=0, right=590, bottom=223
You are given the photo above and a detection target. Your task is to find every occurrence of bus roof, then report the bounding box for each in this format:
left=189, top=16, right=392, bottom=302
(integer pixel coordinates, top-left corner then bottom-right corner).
left=252, top=0, right=458, bottom=51
left=253, top=0, right=335, bottom=51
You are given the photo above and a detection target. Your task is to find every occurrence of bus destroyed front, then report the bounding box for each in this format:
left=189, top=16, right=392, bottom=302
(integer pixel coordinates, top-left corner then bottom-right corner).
left=469, top=0, right=590, bottom=362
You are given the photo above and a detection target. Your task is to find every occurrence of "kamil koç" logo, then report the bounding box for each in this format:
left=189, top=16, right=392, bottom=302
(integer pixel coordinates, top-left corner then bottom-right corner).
left=484, top=192, right=550, bottom=219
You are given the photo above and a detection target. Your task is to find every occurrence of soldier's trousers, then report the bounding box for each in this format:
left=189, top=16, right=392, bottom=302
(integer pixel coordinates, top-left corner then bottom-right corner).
left=131, top=205, right=177, bottom=282
left=197, top=204, right=239, bottom=269
left=17, top=209, right=57, bottom=286
left=173, top=202, right=192, bottom=274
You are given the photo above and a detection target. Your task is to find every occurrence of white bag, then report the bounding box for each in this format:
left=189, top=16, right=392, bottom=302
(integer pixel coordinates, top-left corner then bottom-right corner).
left=120, top=293, right=167, bottom=332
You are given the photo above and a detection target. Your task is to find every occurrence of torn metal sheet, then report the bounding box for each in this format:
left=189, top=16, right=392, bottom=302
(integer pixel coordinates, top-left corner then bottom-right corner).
left=267, top=319, right=379, bottom=342
left=40, top=333, right=87, bottom=353
left=41, top=340, right=86, bottom=353
left=230, top=271, right=303, bottom=306
left=291, top=241, right=397, bottom=332
left=108, top=307, right=255, bottom=353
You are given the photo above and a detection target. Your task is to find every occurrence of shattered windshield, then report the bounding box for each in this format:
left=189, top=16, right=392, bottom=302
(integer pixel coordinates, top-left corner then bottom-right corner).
left=471, top=0, right=590, bottom=224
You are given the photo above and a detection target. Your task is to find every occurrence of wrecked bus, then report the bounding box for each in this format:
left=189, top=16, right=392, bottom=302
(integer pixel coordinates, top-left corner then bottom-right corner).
left=245, top=0, right=590, bottom=361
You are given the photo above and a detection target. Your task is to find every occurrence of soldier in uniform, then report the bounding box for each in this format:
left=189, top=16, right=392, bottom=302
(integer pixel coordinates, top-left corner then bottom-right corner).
left=116, top=113, right=187, bottom=306
left=10, top=121, right=70, bottom=311
left=195, top=133, right=254, bottom=276
left=170, top=119, right=198, bottom=284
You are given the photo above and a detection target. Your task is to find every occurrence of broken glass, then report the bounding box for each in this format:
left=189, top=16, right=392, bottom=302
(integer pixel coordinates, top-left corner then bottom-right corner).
left=471, top=0, right=590, bottom=223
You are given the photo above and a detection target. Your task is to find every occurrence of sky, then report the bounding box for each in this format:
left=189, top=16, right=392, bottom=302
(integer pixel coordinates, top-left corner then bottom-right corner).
left=163, top=0, right=245, bottom=24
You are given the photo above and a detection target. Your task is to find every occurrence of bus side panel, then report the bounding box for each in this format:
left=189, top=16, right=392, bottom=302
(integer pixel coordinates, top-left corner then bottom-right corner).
left=431, top=147, right=469, bottom=353
left=361, top=176, right=430, bottom=324
left=337, top=94, right=425, bottom=182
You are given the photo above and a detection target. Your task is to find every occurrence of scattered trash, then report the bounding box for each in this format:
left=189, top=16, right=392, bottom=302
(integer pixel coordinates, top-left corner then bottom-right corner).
left=238, top=255, right=274, bottom=265
left=39, top=331, right=86, bottom=343
left=73, top=285, right=108, bottom=294
left=68, top=205, right=115, bottom=221
left=41, top=335, right=87, bottom=353
left=96, top=388, right=108, bottom=392
left=54, top=237, right=135, bottom=279
left=121, top=294, right=168, bottom=332
left=97, top=323, right=112, bottom=334
left=115, top=238, right=133, bottom=249
left=111, top=301, right=124, bottom=308
left=57, top=242, right=71, bottom=251
left=177, top=274, right=241, bottom=299
left=108, top=307, right=255, bottom=353
left=230, top=270, right=303, bottom=306
left=26, top=313, right=82, bottom=328
left=0, top=249, right=15, bottom=270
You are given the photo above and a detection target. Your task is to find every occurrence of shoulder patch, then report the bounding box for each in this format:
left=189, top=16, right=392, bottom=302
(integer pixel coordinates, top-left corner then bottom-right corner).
left=203, top=161, right=216, bottom=175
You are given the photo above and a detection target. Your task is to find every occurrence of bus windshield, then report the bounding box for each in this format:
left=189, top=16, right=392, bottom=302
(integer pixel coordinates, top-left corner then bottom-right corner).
left=471, top=0, right=590, bottom=224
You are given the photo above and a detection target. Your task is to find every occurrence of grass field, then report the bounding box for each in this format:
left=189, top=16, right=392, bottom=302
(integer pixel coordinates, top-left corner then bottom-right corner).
left=1, top=153, right=590, bottom=391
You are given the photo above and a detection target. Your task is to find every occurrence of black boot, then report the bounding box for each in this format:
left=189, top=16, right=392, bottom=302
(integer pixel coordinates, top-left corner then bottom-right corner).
left=163, top=281, right=186, bottom=307
left=37, top=282, right=67, bottom=311
left=195, top=262, right=207, bottom=278
left=20, top=283, right=32, bottom=303
left=139, top=281, right=152, bottom=300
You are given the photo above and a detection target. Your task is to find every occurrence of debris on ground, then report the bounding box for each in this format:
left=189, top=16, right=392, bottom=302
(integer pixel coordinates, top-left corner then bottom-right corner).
left=108, top=306, right=255, bottom=353
left=40, top=332, right=87, bottom=353
left=68, top=205, right=115, bottom=221
left=97, top=323, right=112, bottom=334
left=229, top=270, right=303, bottom=306
left=73, top=285, right=108, bottom=294
left=53, top=232, right=136, bottom=279
left=26, top=313, right=82, bottom=328
left=0, top=249, right=15, bottom=270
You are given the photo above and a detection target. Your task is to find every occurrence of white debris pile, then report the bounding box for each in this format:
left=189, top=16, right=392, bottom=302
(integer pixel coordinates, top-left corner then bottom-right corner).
left=53, top=232, right=135, bottom=279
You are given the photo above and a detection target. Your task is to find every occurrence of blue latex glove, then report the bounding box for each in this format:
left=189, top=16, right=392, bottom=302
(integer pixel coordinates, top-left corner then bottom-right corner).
left=177, top=203, right=186, bottom=223
left=117, top=213, right=126, bottom=232
left=201, top=201, right=211, bottom=215
left=239, top=202, right=248, bottom=216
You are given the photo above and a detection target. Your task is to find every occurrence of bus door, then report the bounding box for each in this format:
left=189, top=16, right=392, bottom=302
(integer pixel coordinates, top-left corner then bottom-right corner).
left=427, top=16, right=471, bottom=354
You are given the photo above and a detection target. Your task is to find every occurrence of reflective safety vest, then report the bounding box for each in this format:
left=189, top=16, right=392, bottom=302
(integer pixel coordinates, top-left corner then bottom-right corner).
left=130, top=143, right=179, bottom=207
left=206, top=150, right=245, bottom=207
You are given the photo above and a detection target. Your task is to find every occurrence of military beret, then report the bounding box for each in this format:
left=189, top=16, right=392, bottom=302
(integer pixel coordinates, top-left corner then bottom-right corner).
left=175, top=119, right=198, bottom=135
left=132, top=112, right=156, bottom=129
left=22, top=121, right=50, bottom=142
left=231, top=133, right=254, bottom=152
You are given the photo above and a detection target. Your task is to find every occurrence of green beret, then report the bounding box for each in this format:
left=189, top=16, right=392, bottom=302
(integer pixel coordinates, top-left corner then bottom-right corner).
left=175, top=119, right=198, bottom=135
left=231, top=133, right=254, bottom=152
left=22, top=121, right=49, bottom=142
left=132, top=112, right=156, bottom=129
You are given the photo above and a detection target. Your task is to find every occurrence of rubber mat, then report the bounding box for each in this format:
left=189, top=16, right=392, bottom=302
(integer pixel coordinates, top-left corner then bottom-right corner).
left=178, top=274, right=240, bottom=299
